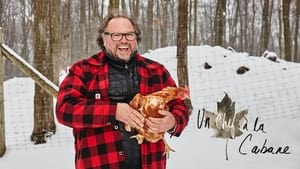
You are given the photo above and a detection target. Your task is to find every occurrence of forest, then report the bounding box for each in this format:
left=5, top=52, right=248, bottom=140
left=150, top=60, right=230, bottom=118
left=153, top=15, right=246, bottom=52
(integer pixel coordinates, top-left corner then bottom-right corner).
left=0, top=0, right=300, bottom=148
left=1, top=0, right=300, bottom=79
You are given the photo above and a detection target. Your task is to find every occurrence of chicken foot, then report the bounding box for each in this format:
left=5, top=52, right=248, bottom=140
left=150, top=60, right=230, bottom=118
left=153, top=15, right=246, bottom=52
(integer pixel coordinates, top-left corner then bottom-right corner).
left=162, top=138, right=175, bottom=158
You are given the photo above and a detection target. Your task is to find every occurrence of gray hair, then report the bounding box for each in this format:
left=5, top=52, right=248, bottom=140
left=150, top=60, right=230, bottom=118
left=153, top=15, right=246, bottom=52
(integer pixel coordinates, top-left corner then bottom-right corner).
left=96, top=13, right=141, bottom=50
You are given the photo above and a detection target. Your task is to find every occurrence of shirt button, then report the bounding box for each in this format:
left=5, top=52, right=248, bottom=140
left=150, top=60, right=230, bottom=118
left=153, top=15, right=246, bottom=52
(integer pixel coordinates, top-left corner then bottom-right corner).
left=114, top=125, right=119, bottom=130
left=118, top=151, right=123, bottom=156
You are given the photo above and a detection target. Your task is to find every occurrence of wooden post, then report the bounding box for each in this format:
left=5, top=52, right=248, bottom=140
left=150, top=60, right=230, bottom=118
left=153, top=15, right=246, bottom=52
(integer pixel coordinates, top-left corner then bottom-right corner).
left=0, top=27, right=6, bottom=157
left=1, top=45, right=58, bottom=98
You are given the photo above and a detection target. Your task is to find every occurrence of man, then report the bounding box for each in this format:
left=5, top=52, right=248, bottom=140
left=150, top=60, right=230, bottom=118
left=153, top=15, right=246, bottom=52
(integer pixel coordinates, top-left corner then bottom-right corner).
left=56, top=13, right=189, bottom=169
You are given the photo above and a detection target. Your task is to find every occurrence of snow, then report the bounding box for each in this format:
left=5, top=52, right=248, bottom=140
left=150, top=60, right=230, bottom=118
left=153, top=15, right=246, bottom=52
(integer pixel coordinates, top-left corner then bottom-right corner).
left=1, top=45, right=300, bottom=169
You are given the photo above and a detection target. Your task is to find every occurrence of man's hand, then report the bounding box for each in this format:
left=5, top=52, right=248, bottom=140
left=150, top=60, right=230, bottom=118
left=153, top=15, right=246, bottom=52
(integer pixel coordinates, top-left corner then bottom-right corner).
left=115, top=103, right=144, bottom=129
left=146, top=110, right=176, bottom=133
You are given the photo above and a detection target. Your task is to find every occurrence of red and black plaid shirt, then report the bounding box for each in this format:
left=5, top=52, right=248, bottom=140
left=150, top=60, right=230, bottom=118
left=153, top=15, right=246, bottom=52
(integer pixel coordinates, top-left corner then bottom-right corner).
left=56, top=51, right=189, bottom=169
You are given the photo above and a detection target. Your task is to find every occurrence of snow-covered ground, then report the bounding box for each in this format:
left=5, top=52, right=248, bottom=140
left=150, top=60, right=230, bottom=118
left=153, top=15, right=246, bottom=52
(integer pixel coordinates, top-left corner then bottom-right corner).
left=1, top=46, right=300, bottom=169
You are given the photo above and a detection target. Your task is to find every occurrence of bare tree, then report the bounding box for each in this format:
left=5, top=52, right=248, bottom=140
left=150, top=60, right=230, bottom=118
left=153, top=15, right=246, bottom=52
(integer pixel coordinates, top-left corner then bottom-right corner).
left=108, top=0, right=119, bottom=14
left=294, top=0, right=300, bottom=62
left=154, top=0, right=160, bottom=49
left=214, top=0, right=226, bottom=47
left=79, top=1, right=86, bottom=58
left=240, top=1, right=245, bottom=50
left=193, top=0, right=198, bottom=45
left=282, top=0, right=292, bottom=61
left=31, top=0, right=59, bottom=144
left=59, top=0, right=71, bottom=73
left=100, top=0, right=105, bottom=20
left=278, top=0, right=283, bottom=58
left=20, top=0, right=31, bottom=62
left=260, top=0, right=270, bottom=54
left=3, top=0, right=300, bottom=90
left=121, top=0, right=126, bottom=14
left=160, top=0, right=168, bottom=47
left=170, top=0, right=177, bottom=46
left=0, top=0, right=3, bottom=27
left=228, top=0, right=239, bottom=49
left=146, top=0, right=153, bottom=50
left=243, top=1, right=249, bottom=52
left=188, top=0, right=192, bottom=45
left=3, top=0, right=24, bottom=79
left=177, top=0, right=189, bottom=87
left=130, top=0, right=140, bottom=20
left=88, top=0, right=101, bottom=55
left=0, top=27, right=6, bottom=157
left=250, top=0, right=257, bottom=54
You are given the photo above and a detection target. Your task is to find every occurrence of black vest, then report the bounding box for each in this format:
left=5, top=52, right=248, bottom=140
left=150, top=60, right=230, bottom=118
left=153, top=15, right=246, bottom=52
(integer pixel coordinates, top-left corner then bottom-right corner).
left=105, top=52, right=141, bottom=169
left=106, top=52, right=139, bottom=103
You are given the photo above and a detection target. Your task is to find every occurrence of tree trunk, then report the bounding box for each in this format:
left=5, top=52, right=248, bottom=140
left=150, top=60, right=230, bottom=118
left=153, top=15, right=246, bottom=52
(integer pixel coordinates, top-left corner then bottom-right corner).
left=147, top=0, right=153, bottom=50
left=79, top=1, right=86, bottom=58
left=21, top=0, right=30, bottom=62
left=160, top=0, right=168, bottom=47
left=238, top=2, right=243, bottom=50
left=188, top=0, right=192, bottom=45
left=108, top=0, right=119, bottom=14
left=50, top=0, right=61, bottom=85
left=154, top=0, right=160, bottom=49
left=121, top=0, right=126, bottom=14
left=243, top=1, right=249, bottom=52
left=132, top=0, right=140, bottom=21
left=100, top=0, right=105, bottom=26
left=214, top=0, right=227, bottom=47
left=282, top=0, right=292, bottom=61
left=278, top=0, right=283, bottom=58
left=250, top=0, right=256, bottom=54
left=59, top=0, right=71, bottom=72
left=5, top=5, right=23, bottom=79
left=193, top=0, right=198, bottom=45
left=31, top=0, right=57, bottom=144
left=260, top=0, right=270, bottom=54
left=294, top=0, right=300, bottom=62
left=170, top=0, right=176, bottom=46
left=91, top=0, right=101, bottom=53
left=177, top=0, right=189, bottom=87
left=229, top=0, right=239, bottom=48
left=0, top=0, right=3, bottom=27
left=0, top=27, right=6, bottom=157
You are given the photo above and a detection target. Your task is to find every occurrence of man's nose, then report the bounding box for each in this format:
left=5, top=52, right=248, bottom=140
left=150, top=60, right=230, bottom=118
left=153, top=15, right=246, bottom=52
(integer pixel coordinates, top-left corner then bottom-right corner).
left=120, top=35, right=128, bottom=42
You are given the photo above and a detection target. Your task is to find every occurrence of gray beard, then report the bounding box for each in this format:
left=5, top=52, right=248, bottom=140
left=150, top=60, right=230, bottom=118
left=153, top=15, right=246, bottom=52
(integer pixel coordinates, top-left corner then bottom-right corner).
left=105, top=49, right=137, bottom=63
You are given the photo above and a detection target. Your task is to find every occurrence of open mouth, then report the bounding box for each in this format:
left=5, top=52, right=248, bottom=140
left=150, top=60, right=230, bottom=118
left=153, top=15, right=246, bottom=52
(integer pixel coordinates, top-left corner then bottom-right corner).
left=118, top=45, right=130, bottom=52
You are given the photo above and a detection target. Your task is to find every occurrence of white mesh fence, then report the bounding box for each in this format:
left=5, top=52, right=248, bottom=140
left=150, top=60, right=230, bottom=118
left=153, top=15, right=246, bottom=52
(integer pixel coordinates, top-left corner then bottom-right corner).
left=3, top=46, right=300, bottom=151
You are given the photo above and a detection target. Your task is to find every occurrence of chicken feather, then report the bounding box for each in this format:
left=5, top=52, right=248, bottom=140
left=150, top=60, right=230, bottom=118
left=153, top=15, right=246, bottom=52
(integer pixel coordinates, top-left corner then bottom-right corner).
left=126, top=86, right=190, bottom=157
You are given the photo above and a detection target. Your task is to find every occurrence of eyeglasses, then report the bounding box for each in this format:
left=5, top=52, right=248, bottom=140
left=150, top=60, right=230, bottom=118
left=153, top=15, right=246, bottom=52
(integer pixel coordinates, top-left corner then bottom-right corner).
left=103, top=32, right=137, bottom=42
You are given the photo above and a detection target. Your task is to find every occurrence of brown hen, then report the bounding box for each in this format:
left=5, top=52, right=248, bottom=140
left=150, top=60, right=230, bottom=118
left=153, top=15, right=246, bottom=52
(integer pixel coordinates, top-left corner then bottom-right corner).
left=126, top=86, right=190, bottom=157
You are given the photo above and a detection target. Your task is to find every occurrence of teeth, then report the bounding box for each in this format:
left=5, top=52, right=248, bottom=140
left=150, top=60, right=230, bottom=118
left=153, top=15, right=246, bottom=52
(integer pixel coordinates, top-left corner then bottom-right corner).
left=118, top=44, right=129, bottom=48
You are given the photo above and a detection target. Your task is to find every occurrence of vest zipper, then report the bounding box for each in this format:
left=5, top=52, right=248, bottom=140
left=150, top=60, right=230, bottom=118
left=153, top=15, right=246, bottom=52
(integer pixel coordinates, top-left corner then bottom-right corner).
left=125, top=64, right=132, bottom=102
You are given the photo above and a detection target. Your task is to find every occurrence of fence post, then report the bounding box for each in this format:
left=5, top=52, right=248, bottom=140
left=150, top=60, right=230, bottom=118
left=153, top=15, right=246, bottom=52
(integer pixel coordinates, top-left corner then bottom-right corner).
left=0, top=27, right=6, bottom=157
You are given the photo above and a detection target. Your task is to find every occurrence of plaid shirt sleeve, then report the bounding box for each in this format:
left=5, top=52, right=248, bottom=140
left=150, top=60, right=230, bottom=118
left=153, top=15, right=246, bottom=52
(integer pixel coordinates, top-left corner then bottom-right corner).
left=56, top=60, right=117, bottom=129
left=138, top=56, right=189, bottom=137
left=167, top=98, right=189, bottom=137
left=138, top=55, right=190, bottom=169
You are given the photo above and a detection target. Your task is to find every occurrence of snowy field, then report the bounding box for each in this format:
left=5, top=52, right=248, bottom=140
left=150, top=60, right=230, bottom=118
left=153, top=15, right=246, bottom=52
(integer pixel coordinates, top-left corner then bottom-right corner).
left=1, top=46, right=300, bottom=169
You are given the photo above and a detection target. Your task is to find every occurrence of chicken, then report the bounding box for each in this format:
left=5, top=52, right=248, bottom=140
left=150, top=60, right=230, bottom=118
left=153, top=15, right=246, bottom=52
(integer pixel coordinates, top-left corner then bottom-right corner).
left=126, top=86, right=190, bottom=157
